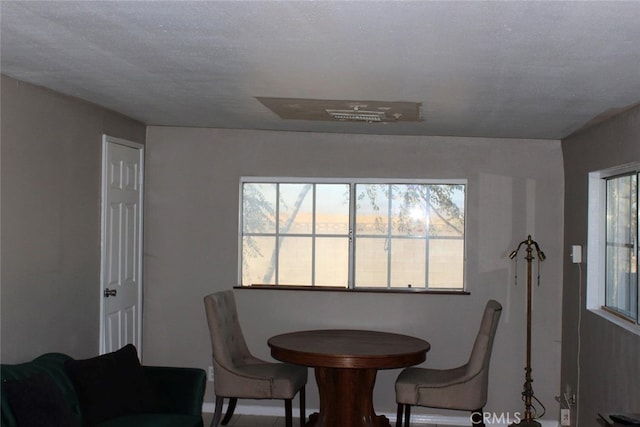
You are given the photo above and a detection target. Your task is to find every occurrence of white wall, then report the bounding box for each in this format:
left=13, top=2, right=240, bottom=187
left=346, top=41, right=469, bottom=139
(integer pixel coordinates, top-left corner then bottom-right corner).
left=561, top=104, right=640, bottom=425
left=0, top=75, right=146, bottom=362
left=144, top=126, right=564, bottom=419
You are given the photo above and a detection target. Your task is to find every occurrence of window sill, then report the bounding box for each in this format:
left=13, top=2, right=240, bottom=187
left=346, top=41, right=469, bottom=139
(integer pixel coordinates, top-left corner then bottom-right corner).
left=234, top=285, right=470, bottom=295
left=589, top=307, right=640, bottom=337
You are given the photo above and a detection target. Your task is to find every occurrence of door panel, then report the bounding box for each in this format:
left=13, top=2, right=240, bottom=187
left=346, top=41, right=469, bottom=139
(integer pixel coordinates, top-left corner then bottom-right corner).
left=101, top=136, right=144, bottom=355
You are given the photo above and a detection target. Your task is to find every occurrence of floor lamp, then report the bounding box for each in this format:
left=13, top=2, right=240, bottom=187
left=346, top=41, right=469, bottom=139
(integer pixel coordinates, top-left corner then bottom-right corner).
left=509, top=235, right=545, bottom=427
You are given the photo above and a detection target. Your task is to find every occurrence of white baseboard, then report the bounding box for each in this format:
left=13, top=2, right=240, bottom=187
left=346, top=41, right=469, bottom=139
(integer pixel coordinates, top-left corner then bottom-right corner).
left=202, top=402, right=559, bottom=427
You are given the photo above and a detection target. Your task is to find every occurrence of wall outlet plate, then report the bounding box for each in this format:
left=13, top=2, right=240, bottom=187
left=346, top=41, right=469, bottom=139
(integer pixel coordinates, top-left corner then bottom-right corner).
left=561, top=409, right=571, bottom=426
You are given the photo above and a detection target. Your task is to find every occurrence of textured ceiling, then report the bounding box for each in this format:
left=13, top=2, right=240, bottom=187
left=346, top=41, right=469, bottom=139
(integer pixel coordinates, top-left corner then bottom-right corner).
left=2, top=1, right=640, bottom=139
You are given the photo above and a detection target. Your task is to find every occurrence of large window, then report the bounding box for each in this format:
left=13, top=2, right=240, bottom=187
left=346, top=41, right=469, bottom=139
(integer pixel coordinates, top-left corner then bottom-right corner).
left=587, top=164, right=639, bottom=330
left=240, top=178, right=466, bottom=291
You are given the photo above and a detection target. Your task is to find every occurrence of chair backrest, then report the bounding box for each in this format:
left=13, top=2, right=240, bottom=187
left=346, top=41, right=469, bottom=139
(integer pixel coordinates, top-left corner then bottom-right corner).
left=204, top=291, right=253, bottom=369
left=465, top=299, right=502, bottom=380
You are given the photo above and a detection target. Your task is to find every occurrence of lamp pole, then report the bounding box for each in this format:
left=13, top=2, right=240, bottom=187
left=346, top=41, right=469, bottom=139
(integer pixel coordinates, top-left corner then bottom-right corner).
left=509, top=235, right=544, bottom=427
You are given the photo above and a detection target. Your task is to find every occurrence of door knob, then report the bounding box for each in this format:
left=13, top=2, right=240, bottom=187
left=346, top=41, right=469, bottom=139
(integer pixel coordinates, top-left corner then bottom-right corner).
left=104, top=288, right=117, bottom=298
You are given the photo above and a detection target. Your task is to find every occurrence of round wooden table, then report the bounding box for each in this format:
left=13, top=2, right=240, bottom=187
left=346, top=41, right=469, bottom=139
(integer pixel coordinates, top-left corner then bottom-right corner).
left=268, top=329, right=430, bottom=427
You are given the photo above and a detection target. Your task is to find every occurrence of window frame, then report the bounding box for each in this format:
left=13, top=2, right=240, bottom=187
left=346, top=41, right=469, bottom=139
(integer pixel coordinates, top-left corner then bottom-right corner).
left=587, top=163, right=640, bottom=333
left=238, top=177, right=468, bottom=293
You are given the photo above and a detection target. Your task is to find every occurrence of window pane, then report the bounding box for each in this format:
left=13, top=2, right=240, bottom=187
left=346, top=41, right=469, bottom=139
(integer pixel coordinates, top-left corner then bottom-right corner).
left=430, top=184, right=465, bottom=237
left=605, top=174, right=638, bottom=318
left=316, top=184, right=350, bottom=235
left=391, top=185, right=428, bottom=237
left=279, top=184, right=314, bottom=234
left=242, top=236, right=276, bottom=285
left=355, top=184, right=389, bottom=235
left=606, top=246, right=636, bottom=317
left=390, top=238, right=426, bottom=288
left=428, top=239, right=464, bottom=288
left=606, top=176, right=634, bottom=244
left=278, top=237, right=312, bottom=285
left=355, top=237, right=388, bottom=287
left=243, top=183, right=276, bottom=234
left=315, top=237, right=349, bottom=287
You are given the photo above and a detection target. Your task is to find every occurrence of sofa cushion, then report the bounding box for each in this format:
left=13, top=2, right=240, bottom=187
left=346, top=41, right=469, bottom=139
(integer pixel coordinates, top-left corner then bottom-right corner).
left=64, top=344, right=161, bottom=426
left=2, top=372, right=81, bottom=427
left=1, top=353, right=83, bottom=427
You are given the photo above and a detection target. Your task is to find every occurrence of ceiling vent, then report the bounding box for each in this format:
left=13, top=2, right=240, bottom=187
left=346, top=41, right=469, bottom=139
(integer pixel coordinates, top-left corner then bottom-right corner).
left=257, top=97, right=422, bottom=123
left=325, top=108, right=386, bottom=122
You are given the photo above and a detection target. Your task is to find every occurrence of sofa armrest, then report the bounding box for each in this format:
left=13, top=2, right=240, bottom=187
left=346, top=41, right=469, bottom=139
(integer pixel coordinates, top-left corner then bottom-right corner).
left=143, top=366, right=206, bottom=416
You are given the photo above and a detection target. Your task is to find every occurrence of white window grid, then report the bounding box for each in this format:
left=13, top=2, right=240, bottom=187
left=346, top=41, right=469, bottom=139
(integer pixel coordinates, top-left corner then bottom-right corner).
left=238, top=177, right=467, bottom=291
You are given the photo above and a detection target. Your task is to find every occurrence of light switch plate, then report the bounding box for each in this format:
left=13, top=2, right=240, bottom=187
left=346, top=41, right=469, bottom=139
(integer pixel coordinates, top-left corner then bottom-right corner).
left=571, top=245, right=582, bottom=263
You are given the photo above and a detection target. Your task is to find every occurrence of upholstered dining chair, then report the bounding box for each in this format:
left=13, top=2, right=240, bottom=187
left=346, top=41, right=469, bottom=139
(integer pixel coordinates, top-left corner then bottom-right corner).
left=203, top=291, right=308, bottom=427
left=395, top=299, right=502, bottom=427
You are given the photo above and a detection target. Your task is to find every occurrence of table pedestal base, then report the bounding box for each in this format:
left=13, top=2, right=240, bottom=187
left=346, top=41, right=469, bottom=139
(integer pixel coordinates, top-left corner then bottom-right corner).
left=305, top=367, right=390, bottom=427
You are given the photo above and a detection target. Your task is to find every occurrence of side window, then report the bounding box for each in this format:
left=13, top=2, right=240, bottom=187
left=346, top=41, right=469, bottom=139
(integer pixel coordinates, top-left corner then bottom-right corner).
left=605, top=173, right=638, bottom=322
left=587, top=165, right=639, bottom=330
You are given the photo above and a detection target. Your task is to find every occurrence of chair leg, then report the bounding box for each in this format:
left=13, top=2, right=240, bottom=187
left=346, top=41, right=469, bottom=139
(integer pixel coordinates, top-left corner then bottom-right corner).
left=220, top=397, right=237, bottom=425
left=299, top=387, right=306, bottom=426
left=471, top=408, right=484, bottom=427
left=396, top=404, right=404, bottom=427
left=211, top=396, right=224, bottom=427
left=404, top=404, right=411, bottom=427
left=284, top=398, right=293, bottom=427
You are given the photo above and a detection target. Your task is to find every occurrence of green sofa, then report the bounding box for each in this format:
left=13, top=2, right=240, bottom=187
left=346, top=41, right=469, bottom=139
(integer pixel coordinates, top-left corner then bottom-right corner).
left=1, top=351, right=206, bottom=427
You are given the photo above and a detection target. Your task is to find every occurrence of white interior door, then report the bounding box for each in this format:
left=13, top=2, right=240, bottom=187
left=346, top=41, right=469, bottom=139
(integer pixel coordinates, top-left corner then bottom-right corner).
left=100, top=135, right=144, bottom=355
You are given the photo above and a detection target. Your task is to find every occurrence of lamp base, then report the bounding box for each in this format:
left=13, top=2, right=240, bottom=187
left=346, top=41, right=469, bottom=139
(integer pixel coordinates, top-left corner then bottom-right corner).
left=510, top=419, right=542, bottom=427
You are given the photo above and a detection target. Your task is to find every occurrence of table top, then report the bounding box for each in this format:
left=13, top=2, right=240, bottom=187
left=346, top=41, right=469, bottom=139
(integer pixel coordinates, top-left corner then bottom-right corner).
left=268, top=329, right=430, bottom=369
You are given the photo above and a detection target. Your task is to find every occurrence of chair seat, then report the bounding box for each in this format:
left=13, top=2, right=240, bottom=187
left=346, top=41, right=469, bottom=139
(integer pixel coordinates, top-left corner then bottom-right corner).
left=235, top=362, right=308, bottom=399
left=395, top=366, right=479, bottom=410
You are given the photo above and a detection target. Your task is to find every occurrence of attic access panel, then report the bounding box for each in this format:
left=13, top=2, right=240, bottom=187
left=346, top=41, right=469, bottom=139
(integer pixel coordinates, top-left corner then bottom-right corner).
left=257, top=97, right=422, bottom=123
